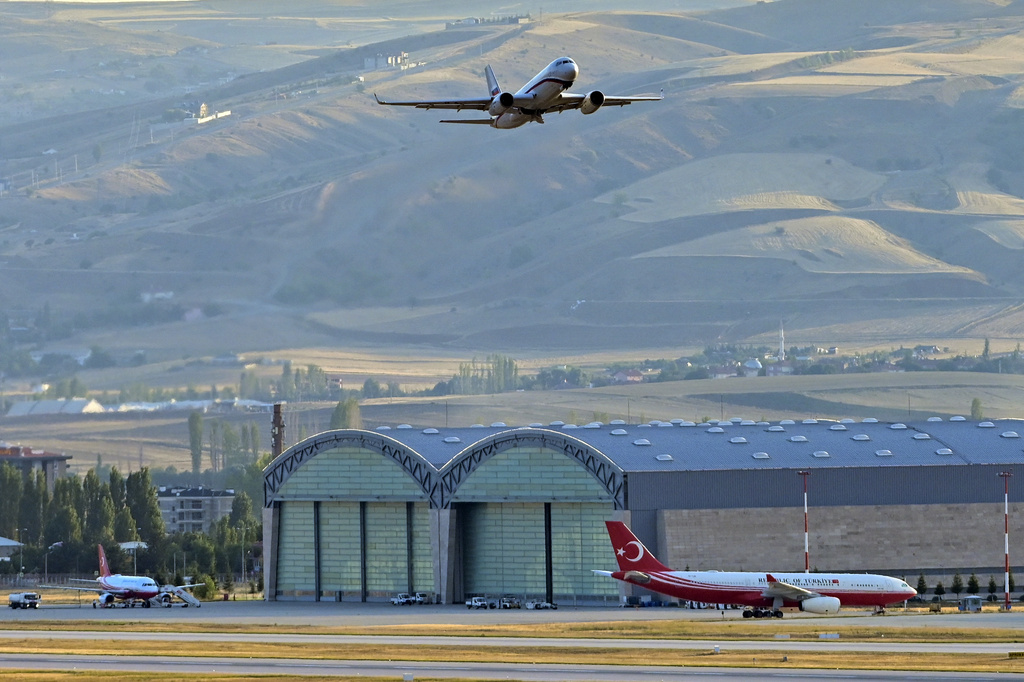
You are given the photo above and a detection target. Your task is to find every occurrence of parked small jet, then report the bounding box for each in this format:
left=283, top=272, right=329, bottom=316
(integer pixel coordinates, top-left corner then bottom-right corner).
left=42, top=544, right=199, bottom=608
left=374, top=57, right=663, bottom=128
left=595, top=521, right=916, bottom=618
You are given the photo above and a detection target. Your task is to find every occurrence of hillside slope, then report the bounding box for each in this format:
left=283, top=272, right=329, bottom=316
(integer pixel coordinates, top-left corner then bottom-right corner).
left=2, top=0, right=1024, bottom=362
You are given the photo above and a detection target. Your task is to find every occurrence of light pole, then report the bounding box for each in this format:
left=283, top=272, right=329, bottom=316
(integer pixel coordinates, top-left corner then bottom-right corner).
left=1000, top=471, right=1013, bottom=611
left=17, top=528, right=27, bottom=582
left=798, top=471, right=810, bottom=573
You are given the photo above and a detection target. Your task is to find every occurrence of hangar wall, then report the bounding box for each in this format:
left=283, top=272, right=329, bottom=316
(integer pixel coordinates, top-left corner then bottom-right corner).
left=658, top=503, right=1023, bottom=575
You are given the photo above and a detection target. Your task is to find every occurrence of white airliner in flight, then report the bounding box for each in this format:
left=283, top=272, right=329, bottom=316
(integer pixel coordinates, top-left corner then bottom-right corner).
left=374, top=57, right=663, bottom=128
left=43, top=544, right=199, bottom=608
left=595, top=521, right=916, bottom=618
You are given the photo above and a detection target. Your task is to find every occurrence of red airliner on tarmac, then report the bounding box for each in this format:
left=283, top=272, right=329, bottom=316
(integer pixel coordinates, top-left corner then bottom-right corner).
left=595, top=521, right=916, bottom=618
left=43, top=545, right=166, bottom=608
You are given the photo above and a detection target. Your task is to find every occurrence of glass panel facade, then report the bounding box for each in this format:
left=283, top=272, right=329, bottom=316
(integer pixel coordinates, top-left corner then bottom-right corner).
left=277, top=447, right=426, bottom=500
left=365, top=502, right=410, bottom=597
left=319, top=501, right=360, bottom=598
left=551, top=502, right=619, bottom=603
left=451, top=446, right=608, bottom=502
left=461, top=502, right=546, bottom=597
left=276, top=501, right=315, bottom=598
left=411, top=503, right=434, bottom=595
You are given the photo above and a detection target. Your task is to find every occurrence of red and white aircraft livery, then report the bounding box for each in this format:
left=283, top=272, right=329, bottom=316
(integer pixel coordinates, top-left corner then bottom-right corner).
left=375, top=57, right=663, bottom=128
left=596, top=521, right=916, bottom=618
left=46, top=544, right=161, bottom=608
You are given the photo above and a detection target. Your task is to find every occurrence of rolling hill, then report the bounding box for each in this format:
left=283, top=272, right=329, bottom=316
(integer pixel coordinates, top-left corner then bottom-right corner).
left=3, top=0, right=1024, bottom=367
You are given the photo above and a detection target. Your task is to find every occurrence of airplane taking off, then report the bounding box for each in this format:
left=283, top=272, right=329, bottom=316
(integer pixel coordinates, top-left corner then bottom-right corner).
left=374, top=57, right=663, bottom=128
left=42, top=544, right=200, bottom=608
left=595, top=521, right=916, bottom=618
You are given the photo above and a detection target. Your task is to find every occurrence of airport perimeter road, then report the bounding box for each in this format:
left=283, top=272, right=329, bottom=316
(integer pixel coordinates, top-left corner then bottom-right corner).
left=1, top=629, right=1022, bottom=655
left=1, top=654, right=1023, bottom=682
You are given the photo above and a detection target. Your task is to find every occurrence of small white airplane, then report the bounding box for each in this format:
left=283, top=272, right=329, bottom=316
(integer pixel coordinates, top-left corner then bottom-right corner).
left=42, top=544, right=199, bottom=608
left=595, top=521, right=916, bottom=618
left=374, top=57, right=663, bottom=128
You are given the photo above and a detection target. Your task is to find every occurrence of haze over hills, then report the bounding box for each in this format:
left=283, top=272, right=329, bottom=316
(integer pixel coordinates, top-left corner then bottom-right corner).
left=4, top=0, right=1024, bottom=371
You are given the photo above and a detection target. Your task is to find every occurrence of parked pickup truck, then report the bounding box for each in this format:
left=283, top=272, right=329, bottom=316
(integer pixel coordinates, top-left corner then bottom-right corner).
left=390, top=592, right=416, bottom=605
left=8, top=592, right=41, bottom=609
left=465, top=596, right=496, bottom=609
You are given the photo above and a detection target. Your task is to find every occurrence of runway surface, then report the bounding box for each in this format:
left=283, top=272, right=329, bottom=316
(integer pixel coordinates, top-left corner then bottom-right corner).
left=5, top=600, right=1024, bottom=629
left=1, top=653, right=1022, bottom=682
left=0, top=628, right=1021, bottom=655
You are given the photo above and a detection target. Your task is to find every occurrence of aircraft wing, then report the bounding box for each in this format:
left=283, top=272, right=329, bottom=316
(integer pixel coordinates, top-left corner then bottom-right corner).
left=547, top=90, right=664, bottom=113
left=374, top=94, right=492, bottom=111
left=761, top=574, right=819, bottom=601
left=38, top=584, right=106, bottom=594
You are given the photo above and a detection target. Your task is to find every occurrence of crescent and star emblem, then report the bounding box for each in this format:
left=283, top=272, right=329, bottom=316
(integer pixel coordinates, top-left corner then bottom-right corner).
left=616, top=541, right=644, bottom=562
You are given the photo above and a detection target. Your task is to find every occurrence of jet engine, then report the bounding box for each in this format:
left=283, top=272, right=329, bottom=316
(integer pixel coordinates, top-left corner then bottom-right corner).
left=489, top=92, right=515, bottom=117
left=580, top=90, right=605, bottom=115
left=799, top=596, right=841, bottom=614
left=98, top=592, right=116, bottom=606
left=623, top=570, right=651, bottom=584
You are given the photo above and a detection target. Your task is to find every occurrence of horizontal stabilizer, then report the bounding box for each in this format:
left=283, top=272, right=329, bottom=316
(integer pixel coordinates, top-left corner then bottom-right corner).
left=592, top=570, right=614, bottom=577
left=440, top=119, right=493, bottom=125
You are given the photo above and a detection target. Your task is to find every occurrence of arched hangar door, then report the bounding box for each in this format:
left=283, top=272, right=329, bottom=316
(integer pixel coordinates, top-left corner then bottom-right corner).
left=272, top=444, right=433, bottom=601
left=450, top=442, right=619, bottom=604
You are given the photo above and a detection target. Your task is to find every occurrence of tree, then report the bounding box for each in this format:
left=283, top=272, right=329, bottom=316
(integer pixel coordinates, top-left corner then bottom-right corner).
left=951, top=572, right=964, bottom=597
left=248, top=423, right=260, bottom=461
left=971, top=397, right=983, bottom=421
left=92, top=143, right=102, bottom=163
left=329, top=397, right=361, bottom=429
left=207, top=420, right=221, bottom=472
left=916, top=573, right=928, bottom=596
left=125, top=469, right=164, bottom=543
left=361, top=378, right=382, bottom=399
left=934, top=581, right=945, bottom=598
left=967, top=573, right=980, bottom=595
left=188, top=411, right=204, bottom=475
left=989, top=575, right=998, bottom=598
left=113, top=506, right=139, bottom=542
left=108, top=467, right=126, bottom=512
left=0, top=463, right=23, bottom=539
left=983, top=338, right=991, bottom=360
left=221, top=422, right=242, bottom=468
left=228, top=491, right=256, bottom=533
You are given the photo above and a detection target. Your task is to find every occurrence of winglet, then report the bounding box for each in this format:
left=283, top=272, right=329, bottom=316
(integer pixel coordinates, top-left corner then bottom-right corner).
left=605, top=521, right=672, bottom=573
left=374, top=93, right=385, bottom=105
left=98, top=544, right=112, bottom=578
left=766, top=573, right=778, bottom=583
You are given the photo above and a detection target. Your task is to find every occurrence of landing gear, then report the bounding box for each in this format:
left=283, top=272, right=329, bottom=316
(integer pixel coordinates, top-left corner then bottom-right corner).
left=742, top=608, right=784, bottom=618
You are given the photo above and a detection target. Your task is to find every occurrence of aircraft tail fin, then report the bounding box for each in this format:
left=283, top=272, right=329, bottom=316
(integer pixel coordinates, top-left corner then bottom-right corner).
left=605, top=521, right=672, bottom=573
left=485, top=65, right=501, bottom=98
left=98, top=544, right=112, bottom=578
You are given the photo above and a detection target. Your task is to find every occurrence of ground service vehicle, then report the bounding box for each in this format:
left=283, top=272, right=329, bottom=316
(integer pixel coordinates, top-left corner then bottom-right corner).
left=500, top=595, right=521, bottom=609
left=466, top=596, right=496, bottom=609
left=390, top=593, right=416, bottom=605
left=8, top=592, right=41, bottom=609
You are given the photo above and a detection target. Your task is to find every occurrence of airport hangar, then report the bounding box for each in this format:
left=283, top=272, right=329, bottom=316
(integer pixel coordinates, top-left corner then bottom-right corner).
left=262, top=417, right=1024, bottom=604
